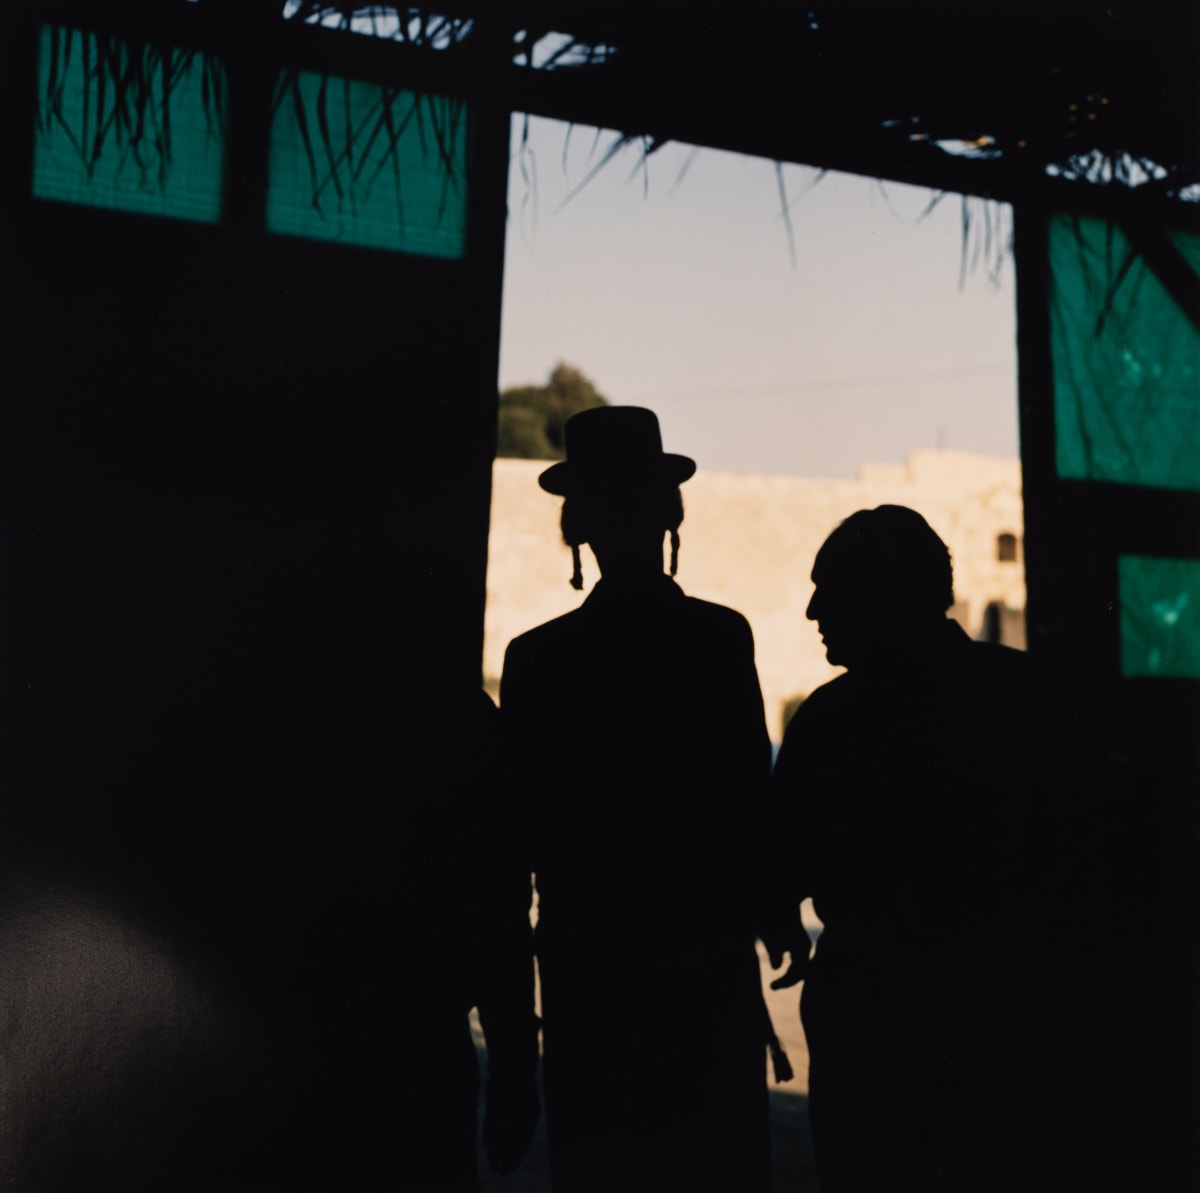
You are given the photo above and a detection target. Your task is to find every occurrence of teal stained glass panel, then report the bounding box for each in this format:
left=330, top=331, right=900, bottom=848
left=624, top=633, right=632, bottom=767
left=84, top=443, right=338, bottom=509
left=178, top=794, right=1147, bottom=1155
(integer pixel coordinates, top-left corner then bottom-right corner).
left=1050, top=213, right=1200, bottom=492
left=1119, top=555, right=1200, bottom=680
left=267, top=71, right=467, bottom=258
left=33, top=25, right=226, bottom=223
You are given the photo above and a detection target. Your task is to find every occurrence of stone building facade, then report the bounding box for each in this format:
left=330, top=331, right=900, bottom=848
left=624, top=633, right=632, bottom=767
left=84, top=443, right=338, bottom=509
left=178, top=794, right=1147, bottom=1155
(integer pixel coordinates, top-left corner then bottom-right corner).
left=484, top=451, right=1026, bottom=742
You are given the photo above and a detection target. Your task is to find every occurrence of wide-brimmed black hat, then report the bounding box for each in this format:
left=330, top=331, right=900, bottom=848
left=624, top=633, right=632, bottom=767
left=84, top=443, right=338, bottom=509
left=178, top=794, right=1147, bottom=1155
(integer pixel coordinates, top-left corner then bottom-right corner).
left=537, top=406, right=696, bottom=497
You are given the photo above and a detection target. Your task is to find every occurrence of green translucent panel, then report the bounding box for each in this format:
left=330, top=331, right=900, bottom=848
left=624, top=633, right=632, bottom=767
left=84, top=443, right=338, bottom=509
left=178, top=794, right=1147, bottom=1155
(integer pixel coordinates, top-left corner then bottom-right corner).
left=1119, top=555, right=1200, bottom=680
left=33, top=25, right=226, bottom=223
left=1050, top=213, right=1200, bottom=492
left=1169, top=226, right=1200, bottom=274
left=266, top=72, right=467, bottom=258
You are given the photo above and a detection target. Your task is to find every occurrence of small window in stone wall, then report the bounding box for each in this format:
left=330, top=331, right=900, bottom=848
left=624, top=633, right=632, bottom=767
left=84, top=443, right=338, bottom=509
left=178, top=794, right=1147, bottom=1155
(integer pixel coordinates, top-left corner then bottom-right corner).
left=997, top=532, right=1019, bottom=563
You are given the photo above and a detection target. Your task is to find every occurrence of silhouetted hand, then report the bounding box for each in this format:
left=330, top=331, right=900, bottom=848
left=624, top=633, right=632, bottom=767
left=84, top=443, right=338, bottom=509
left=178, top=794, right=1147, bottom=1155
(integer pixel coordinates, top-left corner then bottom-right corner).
left=766, top=941, right=811, bottom=990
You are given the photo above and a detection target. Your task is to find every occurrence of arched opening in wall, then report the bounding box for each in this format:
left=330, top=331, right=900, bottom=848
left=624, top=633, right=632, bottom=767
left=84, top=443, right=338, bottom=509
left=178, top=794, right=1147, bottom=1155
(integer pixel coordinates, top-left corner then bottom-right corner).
left=997, top=532, right=1019, bottom=562
left=982, top=600, right=1029, bottom=650
left=488, top=115, right=1024, bottom=746
left=982, top=600, right=1002, bottom=643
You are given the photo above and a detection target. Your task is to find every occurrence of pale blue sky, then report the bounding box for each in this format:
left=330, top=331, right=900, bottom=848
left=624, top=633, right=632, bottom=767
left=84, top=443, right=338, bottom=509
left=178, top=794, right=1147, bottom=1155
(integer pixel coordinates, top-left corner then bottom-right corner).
left=498, top=115, right=1020, bottom=479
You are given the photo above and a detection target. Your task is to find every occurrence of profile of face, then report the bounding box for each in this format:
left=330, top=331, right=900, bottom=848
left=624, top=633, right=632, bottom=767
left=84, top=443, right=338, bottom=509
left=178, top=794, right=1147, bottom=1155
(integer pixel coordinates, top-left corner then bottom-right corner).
left=806, top=506, right=954, bottom=670
left=806, top=556, right=888, bottom=669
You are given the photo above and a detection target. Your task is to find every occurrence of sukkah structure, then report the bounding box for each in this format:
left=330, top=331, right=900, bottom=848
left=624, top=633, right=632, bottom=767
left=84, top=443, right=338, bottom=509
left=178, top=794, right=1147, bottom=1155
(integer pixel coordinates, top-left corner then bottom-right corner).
left=0, top=2, right=1196, bottom=1189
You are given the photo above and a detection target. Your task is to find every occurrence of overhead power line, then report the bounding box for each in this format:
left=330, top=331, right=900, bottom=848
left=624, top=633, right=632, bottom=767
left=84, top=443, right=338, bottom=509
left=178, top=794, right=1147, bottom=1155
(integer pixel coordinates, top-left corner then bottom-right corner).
left=630, top=363, right=1014, bottom=404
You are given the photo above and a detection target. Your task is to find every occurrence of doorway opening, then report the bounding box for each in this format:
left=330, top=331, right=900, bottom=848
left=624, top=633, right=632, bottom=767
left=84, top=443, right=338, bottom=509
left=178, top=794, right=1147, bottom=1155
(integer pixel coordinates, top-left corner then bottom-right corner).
left=487, top=114, right=1024, bottom=740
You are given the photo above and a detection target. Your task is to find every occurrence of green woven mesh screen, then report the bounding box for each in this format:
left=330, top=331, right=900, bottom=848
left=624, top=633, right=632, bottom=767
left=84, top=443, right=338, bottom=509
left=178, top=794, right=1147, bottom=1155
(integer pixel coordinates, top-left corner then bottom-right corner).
left=1050, top=213, right=1200, bottom=492
left=33, top=25, right=226, bottom=223
left=1119, top=555, right=1200, bottom=680
left=266, top=71, right=467, bottom=257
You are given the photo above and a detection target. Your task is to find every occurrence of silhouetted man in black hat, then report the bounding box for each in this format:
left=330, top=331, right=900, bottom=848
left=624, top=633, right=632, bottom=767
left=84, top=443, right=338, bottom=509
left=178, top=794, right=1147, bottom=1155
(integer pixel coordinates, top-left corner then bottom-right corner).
left=501, top=406, right=791, bottom=1193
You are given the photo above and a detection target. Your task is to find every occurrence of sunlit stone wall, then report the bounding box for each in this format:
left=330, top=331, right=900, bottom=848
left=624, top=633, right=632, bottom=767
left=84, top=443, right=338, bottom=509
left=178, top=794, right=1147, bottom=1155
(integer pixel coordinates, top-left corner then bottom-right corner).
left=484, top=451, right=1025, bottom=741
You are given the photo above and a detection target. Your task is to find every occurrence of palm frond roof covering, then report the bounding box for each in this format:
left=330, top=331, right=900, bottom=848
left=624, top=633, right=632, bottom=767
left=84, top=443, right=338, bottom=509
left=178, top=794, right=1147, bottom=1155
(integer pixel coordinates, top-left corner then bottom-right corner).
left=48, top=0, right=1200, bottom=222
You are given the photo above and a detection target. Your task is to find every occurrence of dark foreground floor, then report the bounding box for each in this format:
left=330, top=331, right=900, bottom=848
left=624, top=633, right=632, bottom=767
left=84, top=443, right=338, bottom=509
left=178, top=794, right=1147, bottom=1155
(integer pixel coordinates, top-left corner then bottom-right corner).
left=471, top=1051, right=818, bottom=1193
left=471, top=941, right=820, bottom=1193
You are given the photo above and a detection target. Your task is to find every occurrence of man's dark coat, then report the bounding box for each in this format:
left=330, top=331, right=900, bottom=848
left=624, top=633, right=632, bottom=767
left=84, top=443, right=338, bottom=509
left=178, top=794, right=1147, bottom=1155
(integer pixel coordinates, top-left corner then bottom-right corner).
left=772, top=619, right=1106, bottom=1193
left=501, top=575, right=775, bottom=1193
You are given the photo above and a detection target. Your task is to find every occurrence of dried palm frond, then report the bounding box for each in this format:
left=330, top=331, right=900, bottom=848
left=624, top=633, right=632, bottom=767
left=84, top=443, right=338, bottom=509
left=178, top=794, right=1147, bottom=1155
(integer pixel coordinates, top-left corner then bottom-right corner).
left=36, top=1, right=1200, bottom=231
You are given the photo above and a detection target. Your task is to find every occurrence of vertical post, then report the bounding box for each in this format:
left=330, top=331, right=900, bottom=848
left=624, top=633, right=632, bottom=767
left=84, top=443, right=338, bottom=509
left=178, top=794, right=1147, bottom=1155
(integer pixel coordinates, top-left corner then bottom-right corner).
left=1012, top=200, right=1059, bottom=661
left=208, top=0, right=276, bottom=243
left=459, top=20, right=515, bottom=688
left=0, top=9, right=39, bottom=776
left=1017, top=197, right=1200, bottom=1190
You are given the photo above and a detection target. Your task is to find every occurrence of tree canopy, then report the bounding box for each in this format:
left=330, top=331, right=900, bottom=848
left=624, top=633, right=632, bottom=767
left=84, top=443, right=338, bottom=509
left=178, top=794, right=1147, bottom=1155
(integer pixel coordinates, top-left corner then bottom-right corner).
left=496, top=362, right=609, bottom=460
